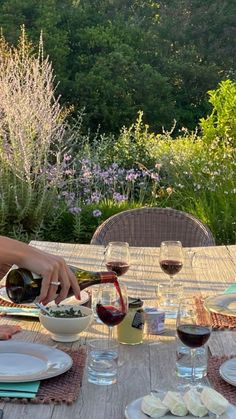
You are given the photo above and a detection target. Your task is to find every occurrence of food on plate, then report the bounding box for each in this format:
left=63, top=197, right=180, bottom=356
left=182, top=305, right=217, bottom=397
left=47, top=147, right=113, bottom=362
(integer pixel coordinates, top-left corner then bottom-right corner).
left=140, top=387, right=229, bottom=418
left=183, top=388, right=208, bottom=417
left=163, top=391, right=188, bottom=416
left=200, top=387, right=229, bottom=416
left=141, top=394, right=169, bottom=418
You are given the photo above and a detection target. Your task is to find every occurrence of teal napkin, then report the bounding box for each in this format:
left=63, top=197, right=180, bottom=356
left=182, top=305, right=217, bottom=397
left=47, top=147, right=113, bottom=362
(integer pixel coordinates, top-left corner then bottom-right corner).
left=0, top=306, right=39, bottom=317
left=0, top=381, right=40, bottom=398
left=224, top=284, right=236, bottom=294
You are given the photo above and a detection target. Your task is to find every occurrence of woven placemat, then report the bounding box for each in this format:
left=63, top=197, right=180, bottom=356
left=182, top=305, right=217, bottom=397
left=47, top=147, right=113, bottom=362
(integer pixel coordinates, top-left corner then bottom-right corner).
left=0, top=347, right=87, bottom=404
left=195, top=296, right=236, bottom=330
left=0, top=296, right=33, bottom=309
left=208, top=355, right=236, bottom=406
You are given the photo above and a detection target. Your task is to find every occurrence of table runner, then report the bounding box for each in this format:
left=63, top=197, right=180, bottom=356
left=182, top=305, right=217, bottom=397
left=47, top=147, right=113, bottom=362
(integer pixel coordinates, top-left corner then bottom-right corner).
left=0, top=347, right=86, bottom=404
left=195, top=296, right=236, bottom=329
left=208, top=355, right=236, bottom=406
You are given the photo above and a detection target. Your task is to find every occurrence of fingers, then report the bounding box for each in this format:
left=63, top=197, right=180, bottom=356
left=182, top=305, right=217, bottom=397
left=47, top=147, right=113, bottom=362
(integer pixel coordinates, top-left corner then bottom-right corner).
left=0, top=325, right=22, bottom=340
left=38, top=261, right=80, bottom=305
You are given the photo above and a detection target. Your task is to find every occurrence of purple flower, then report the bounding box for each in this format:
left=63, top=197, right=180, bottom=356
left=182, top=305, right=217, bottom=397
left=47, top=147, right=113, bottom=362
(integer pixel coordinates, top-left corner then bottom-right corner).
left=69, top=207, right=81, bottom=215
left=63, top=154, right=72, bottom=161
left=113, top=192, right=128, bottom=202
left=91, top=192, right=102, bottom=203
left=93, top=209, right=102, bottom=217
left=125, top=169, right=139, bottom=181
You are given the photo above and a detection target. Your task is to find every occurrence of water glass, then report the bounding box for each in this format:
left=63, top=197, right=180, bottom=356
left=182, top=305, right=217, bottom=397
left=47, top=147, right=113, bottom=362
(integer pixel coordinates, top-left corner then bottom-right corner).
left=87, top=338, right=119, bottom=385
left=156, top=282, right=183, bottom=318
left=176, top=336, right=208, bottom=381
left=91, top=286, right=102, bottom=323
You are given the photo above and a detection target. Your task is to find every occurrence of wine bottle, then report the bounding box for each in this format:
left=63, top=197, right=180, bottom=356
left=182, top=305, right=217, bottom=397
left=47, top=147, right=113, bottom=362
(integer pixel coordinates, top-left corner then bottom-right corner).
left=5, top=265, right=118, bottom=304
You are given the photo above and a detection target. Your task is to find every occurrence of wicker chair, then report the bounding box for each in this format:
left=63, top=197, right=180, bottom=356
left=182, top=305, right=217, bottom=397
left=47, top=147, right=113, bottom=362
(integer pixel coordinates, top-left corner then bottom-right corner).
left=90, top=207, right=215, bottom=247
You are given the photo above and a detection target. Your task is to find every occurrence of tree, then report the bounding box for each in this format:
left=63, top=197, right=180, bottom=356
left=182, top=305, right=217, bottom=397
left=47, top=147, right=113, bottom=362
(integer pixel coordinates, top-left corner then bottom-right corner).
left=0, top=0, right=235, bottom=134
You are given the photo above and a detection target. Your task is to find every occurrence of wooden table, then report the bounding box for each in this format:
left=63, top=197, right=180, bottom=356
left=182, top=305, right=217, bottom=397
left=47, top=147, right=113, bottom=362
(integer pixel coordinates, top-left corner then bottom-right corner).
left=0, top=242, right=236, bottom=419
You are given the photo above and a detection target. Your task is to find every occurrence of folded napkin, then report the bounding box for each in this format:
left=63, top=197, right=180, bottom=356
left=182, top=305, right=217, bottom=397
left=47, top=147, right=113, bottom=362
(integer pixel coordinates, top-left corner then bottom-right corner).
left=0, top=306, right=39, bottom=317
left=224, top=284, right=236, bottom=294
left=0, top=381, right=40, bottom=398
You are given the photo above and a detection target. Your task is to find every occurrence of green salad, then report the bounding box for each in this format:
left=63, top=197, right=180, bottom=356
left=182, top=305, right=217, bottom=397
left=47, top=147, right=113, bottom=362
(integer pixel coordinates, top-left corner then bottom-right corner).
left=46, top=307, right=87, bottom=318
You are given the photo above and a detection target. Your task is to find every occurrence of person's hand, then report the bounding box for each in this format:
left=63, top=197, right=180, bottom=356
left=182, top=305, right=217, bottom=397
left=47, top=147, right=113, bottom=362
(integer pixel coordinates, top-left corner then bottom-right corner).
left=0, top=324, right=22, bottom=340
left=0, top=236, right=80, bottom=305
left=19, top=248, right=81, bottom=305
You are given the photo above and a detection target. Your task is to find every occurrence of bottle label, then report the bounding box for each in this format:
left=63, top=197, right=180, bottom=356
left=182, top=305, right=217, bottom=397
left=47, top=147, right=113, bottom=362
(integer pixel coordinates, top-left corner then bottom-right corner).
left=131, top=310, right=144, bottom=330
left=100, top=272, right=117, bottom=282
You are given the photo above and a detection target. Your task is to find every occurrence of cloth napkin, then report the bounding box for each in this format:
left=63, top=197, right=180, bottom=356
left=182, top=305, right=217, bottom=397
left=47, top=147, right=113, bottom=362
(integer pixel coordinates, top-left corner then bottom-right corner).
left=0, top=306, right=39, bottom=317
left=224, top=284, right=236, bottom=294
left=0, top=381, right=40, bottom=398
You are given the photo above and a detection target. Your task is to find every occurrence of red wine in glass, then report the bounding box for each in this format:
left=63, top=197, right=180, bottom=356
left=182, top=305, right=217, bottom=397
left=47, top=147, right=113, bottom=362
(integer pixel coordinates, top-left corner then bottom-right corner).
left=96, top=303, right=126, bottom=326
left=105, top=242, right=130, bottom=277
left=159, top=241, right=183, bottom=287
left=176, top=297, right=212, bottom=386
left=177, top=324, right=211, bottom=348
left=160, top=260, right=183, bottom=276
left=106, top=261, right=130, bottom=276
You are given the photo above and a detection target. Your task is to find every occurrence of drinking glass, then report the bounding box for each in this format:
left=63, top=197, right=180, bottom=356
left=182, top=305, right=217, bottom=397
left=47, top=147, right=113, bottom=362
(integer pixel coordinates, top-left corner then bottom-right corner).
left=176, top=297, right=212, bottom=387
left=96, top=282, right=128, bottom=342
left=159, top=241, right=184, bottom=287
left=105, top=242, right=130, bottom=277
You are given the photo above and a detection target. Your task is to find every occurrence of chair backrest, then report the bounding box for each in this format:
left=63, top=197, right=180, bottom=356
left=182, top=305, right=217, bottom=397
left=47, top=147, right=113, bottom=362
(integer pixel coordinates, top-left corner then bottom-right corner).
left=90, top=207, right=215, bottom=247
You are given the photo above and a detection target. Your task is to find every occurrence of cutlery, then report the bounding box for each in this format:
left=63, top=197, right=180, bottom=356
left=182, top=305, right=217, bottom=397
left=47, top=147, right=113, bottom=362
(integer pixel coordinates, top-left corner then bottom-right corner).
left=34, top=302, right=52, bottom=316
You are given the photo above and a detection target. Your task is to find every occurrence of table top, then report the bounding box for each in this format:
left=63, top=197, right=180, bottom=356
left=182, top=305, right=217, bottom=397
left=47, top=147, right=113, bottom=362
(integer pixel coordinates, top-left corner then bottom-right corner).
left=0, top=242, right=236, bottom=419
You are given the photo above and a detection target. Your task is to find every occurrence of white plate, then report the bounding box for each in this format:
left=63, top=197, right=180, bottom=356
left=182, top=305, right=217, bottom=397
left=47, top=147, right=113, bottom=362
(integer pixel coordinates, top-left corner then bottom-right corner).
left=220, top=357, right=236, bottom=386
left=0, top=287, right=89, bottom=308
left=125, top=396, right=236, bottom=419
left=0, top=341, right=72, bottom=382
left=204, top=293, right=236, bottom=317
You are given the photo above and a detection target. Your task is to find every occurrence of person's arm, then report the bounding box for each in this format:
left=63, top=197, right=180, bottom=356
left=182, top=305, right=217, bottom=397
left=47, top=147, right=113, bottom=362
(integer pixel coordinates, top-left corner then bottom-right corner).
left=0, top=236, right=80, bottom=305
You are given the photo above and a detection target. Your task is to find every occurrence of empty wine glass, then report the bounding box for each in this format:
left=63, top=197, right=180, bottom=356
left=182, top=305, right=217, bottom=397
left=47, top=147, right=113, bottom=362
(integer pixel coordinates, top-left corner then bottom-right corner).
left=176, top=297, right=212, bottom=387
left=159, top=241, right=184, bottom=287
left=105, top=242, right=130, bottom=277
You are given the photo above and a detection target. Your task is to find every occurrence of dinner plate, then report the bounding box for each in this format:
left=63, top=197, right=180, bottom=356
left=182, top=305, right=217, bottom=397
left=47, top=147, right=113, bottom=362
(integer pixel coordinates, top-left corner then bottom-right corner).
left=0, top=341, right=72, bottom=382
left=124, top=396, right=236, bottom=419
left=204, top=293, right=236, bottom=317
left=220, top=357, right=236, bottom=386
left=0, top=287, right=89, bottom=308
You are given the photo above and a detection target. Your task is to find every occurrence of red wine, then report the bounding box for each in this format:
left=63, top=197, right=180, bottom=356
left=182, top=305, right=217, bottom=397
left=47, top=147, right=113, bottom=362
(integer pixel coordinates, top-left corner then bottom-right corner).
left=177, top=324, right=211, bottom=348
left=96, top=304, right=126, bottom=326
left=106, top=261, right=130, bottom=276
left=160, top=259, right=183, bottom=276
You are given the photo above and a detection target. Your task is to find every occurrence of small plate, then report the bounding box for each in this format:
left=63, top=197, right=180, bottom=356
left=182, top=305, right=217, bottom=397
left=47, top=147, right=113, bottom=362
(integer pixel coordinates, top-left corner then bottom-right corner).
left=220, top=357, right=236, bottom=386
left=0, top=287, right=89, bottom=308
left=125, top=396, right=236, bottom=419
left=0, top=341, right=72, bottom=382
left=204, top=293, right=236, bottom=317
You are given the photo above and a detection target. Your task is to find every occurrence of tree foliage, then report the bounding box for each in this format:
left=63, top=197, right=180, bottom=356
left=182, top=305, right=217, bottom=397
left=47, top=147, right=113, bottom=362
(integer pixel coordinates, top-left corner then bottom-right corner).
left=0, top=0, right=235, bottom=134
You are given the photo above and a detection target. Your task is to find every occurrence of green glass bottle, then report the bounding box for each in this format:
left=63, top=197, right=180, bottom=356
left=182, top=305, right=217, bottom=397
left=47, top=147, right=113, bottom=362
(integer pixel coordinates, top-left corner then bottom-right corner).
left=5, top=266, right=117, bottom=304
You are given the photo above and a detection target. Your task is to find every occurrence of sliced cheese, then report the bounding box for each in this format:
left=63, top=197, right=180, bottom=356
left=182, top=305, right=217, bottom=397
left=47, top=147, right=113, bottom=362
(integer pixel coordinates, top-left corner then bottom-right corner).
left=183, top=388, right=208, bottom=417
left=163, top=391, right=188, bottom=416
left=141, top=394, right=169, bottom=418
left=200, top=387, right=229, bottom=416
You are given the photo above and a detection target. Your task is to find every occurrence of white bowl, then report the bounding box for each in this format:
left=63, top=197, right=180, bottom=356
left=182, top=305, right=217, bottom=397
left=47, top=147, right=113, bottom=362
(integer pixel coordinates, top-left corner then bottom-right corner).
left=39, top=304, right=93, bottom=342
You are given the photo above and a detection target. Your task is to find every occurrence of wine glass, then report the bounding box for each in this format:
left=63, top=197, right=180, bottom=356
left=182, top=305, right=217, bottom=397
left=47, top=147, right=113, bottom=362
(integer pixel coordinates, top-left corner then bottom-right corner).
left=96, top=282, right=128, bottom=343
left=176, top=297, right=212, bottom=387
left=159, top=241, right=184, bottom=287
left=105, top=242, right=130, bottom=277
